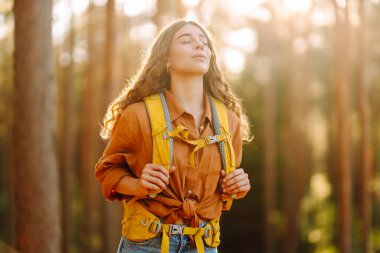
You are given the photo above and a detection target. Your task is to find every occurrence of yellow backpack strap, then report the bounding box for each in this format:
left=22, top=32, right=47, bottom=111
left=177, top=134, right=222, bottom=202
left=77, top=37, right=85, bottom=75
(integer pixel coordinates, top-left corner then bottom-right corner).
left=208, top=96, right=237, bottom=210
left=143, top=93, right=173, bottom=198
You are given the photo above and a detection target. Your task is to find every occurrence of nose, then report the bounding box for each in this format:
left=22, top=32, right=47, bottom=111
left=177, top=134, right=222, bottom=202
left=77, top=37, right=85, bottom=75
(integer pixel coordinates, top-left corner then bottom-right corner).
left=194, top=39, right=204, bottom=50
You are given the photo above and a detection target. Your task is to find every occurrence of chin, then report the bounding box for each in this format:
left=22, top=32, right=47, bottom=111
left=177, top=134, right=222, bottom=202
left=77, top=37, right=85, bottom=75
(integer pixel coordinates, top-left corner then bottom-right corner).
left=181, top=67, right=209, bottom=76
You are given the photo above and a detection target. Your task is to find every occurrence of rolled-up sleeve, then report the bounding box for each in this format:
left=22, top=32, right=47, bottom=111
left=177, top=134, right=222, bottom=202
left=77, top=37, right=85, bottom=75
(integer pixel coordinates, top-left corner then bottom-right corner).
left=95, top=106, right=141, bottom=201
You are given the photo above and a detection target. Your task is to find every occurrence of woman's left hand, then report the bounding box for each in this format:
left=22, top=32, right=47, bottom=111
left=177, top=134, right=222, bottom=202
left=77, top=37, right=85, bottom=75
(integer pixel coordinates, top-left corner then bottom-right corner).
left=220, top=168, right=251, bottom=200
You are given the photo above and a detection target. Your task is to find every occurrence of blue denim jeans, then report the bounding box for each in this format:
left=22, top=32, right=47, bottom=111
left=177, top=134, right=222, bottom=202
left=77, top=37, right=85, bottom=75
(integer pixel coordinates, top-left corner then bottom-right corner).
left=116, top=221, right=218, bottom=253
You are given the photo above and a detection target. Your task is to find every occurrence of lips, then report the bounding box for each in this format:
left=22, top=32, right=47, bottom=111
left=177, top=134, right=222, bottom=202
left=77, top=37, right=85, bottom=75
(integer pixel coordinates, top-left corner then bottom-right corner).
left=192, top=54, right=207, bottom=60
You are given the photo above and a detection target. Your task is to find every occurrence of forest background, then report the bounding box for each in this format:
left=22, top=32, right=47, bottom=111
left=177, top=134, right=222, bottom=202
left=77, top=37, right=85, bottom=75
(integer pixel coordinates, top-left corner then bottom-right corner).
left=0, top=0, right=379, bottom=253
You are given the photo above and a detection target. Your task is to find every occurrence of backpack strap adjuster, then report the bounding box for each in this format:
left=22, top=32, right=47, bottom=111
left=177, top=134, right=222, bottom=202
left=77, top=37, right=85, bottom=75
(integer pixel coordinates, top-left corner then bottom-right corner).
left=149, top=220, right=162, bottom=234
left=168, top=224, right=185, bottom=235
left=204, top=226, right=212, bottom=238
left=205, top=135, right=218, bottom=144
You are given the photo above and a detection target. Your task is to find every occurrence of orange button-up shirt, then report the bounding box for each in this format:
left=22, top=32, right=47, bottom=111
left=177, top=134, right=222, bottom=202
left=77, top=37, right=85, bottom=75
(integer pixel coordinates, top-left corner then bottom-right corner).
left=95, top=88, right=242, bottom=227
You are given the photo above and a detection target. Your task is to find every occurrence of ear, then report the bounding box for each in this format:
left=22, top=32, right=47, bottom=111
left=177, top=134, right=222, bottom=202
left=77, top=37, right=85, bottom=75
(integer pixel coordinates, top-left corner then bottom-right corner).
left=166, top=61, right=171, bottom=74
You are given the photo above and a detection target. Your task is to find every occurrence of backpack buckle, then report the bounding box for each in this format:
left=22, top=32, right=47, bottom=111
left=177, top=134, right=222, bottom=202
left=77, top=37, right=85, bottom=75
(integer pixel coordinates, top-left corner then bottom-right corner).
left=168, top=224, right=184, bottom=235
left=205, top=135, right=218, bottom=144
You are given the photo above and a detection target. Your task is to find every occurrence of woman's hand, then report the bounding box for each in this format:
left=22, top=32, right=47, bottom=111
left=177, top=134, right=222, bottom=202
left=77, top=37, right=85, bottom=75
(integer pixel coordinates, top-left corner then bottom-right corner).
left=136, top=164, right=176, bottom=197
left=220, top=168, right=251, bottom=200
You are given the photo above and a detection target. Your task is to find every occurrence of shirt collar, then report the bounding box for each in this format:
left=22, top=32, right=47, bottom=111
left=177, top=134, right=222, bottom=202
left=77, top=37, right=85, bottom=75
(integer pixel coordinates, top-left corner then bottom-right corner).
left=163, top=88, right=212, bottom=126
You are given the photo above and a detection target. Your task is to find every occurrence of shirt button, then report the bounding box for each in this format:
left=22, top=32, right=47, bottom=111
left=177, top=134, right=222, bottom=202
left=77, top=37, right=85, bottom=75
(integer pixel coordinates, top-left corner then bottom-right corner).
left=185, top=189, right=192, bottom=198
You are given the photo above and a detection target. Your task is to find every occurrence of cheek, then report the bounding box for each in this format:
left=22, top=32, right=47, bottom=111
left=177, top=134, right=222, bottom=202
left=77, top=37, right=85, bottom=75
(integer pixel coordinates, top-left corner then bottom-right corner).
left=206, top=49, right=212, bottom=58
left=169, top=45, right=190, bottom=65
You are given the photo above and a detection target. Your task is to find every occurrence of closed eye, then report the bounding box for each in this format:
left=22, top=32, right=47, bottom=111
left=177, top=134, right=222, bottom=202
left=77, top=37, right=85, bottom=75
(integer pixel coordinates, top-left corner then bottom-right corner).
left=177, top=33, right=209, bottom=46
left=181, top=40, right=208, bottom=46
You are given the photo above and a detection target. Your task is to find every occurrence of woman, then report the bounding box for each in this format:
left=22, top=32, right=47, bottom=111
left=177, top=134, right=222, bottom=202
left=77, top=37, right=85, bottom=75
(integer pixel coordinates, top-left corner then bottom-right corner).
left=95, top=19, right=253, bottom=253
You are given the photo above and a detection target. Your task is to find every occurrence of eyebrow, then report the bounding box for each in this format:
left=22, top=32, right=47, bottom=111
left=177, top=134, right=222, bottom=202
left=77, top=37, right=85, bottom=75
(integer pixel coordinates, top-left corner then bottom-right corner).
left=176, top=33, right=207, bottom=40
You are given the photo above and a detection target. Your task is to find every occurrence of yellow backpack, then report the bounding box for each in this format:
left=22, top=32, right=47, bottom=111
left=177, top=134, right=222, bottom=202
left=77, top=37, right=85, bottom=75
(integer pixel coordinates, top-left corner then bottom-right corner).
left=120, top=92, right=237, bottom=253
left=143, top=92, right=237, bottom=210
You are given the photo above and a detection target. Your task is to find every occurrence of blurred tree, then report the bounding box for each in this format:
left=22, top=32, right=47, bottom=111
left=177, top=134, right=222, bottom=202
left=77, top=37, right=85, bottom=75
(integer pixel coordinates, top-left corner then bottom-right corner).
left=262, top=7, right=278, bottom=253
left=2, top=0, right=380, bottom=252
left=152, top=0, right=166, bottom=28
left=101, top=1, right=124, bottom=252
left=12, top=0, right=61, bottom=252
left=281, top=14, right=298, bottom=253
left=56, top=4, right=76, bottom=253
left=104, top=0, right=119, bottom=105
left=78, top=2, right=103, bottom=252
left=0, top=3, right=14, bottom=247
left=357, top=0, right=372, bottom=252
left=176, top=0, right=187, bottom=19
left=332, top=0, right=353, bottom=252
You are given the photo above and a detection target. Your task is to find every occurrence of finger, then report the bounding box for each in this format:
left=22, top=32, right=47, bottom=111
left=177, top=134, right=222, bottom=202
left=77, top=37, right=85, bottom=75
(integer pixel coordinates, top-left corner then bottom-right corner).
left=223, top=173, right=247, bottom=188
left=148, top=164, right=170, bottom=178
left=222, top=168, right=244, bottom=183
left=229, top=182, right=251, bottom=194
left=223, top=172, right=248, bottom=188
left=220, top=170, right=226, bottom=177
left=223, top=178, right=249, bottom=193
left=146, top=170, right=169, bottom=185
left=141, top=173, right=167, bottom=189
left=234, top=192, right=246, bottom=199
left=236, top=188, right=250, bottom=199
left=140, top=180, right=161, bottom=192
left=225, top=180, right=249, bottom=193
left=221, top=193, right=238, bottom=201
left=151, top=164, right=170, bottom=178
left=221, top=193, right=231, bottom=198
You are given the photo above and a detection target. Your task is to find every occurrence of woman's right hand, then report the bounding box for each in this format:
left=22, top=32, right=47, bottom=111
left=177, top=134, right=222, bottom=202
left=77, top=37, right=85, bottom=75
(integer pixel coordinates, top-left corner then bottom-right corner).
left=136, top=164, right=176, bottom=197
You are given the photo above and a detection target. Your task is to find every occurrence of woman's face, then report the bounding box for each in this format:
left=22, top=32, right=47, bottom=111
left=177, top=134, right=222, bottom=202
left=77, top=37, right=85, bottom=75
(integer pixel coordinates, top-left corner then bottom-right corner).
left=167, top=24, right=211, bottom=76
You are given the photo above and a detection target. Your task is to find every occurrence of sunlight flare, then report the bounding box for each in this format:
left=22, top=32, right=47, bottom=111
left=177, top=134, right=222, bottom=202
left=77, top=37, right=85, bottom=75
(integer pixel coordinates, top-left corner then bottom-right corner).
left=283, top=0, right=312, bottom=14
left=221, top=48, right=246, bottom=74
left=311, top=173, right=331, bottom=200
left=71, top=0, right=89, bottom=16
left=123, top=0, right=156, bottom=17
left=225, top=28, right=257, bottom=53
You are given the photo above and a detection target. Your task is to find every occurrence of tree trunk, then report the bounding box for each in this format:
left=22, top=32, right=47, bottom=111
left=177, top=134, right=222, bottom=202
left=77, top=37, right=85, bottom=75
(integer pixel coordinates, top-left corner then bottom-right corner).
left=176, top=0, right=187, bottom=17
left=332, top=1, right=352, bottom=252
left=12, top=0, right=61, bottom=252
left=357, top=1, right=372, bottom=252
left=263, top=63, right=277, bottom=253
left=263, top=11, right=278, bottom=253
left=57, top=10, right=76, bottom=253
left=104, top=0, right=119, bottom=108
left=294, top=10, right=312, bottom=249
left=282, top=17, right=298, bottom=253
left=78, top=3, right=103, bottom=252
left=102, top=1, right=123, bottom=252
left=153, top=0, right=165, bottom=28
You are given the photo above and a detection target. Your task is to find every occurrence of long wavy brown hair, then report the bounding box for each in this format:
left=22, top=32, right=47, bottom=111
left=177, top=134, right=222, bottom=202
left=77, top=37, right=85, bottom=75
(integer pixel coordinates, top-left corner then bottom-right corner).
left=100, top=19, right=253, bottom=143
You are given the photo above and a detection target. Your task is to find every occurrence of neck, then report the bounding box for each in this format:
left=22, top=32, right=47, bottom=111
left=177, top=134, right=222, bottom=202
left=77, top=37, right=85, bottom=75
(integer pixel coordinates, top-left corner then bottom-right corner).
left=169, top=72, right=204, bottom=112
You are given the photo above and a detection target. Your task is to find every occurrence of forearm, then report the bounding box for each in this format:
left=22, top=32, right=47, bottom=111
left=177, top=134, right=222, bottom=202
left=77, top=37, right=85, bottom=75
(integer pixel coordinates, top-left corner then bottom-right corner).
left=114, top=175, right=144, bottom=197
